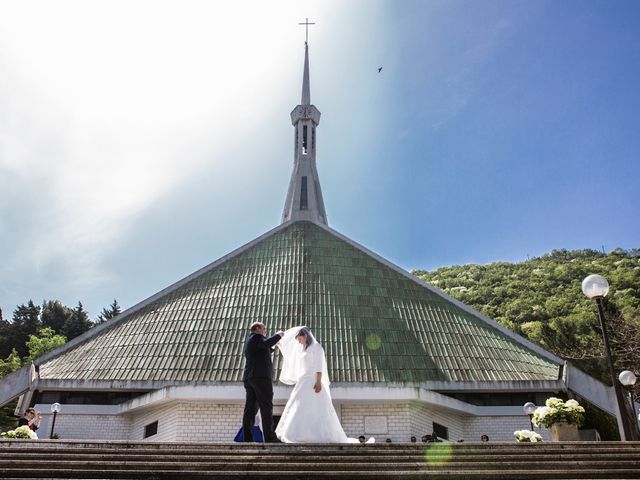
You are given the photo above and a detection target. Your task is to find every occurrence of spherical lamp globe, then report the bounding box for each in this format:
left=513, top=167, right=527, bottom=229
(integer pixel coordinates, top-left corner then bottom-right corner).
left=619, top=370, right=637, bottom=387
left=582, top=274, right=609, bottom=299
left=523, top=402, right=536, bottom=416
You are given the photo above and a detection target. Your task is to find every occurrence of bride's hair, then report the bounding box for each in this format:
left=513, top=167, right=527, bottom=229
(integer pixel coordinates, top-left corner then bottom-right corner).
left=295, top=327, right=314, bottom=348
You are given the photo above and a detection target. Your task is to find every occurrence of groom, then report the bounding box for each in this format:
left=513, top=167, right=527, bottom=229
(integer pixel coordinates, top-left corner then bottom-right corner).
left=242, top=322, right=284, bottom=443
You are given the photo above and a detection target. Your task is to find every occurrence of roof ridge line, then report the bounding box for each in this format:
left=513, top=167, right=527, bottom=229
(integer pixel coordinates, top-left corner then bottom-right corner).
left=32, top=221, right=297, bottom=368
left=312, top=221, right=565, bottom=367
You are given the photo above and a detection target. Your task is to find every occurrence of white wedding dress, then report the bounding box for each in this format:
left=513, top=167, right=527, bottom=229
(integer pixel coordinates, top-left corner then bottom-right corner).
left=275, top=327, right=363, bottom=443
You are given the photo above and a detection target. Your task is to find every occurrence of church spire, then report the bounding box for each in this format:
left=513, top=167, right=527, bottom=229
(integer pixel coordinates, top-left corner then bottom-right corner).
left=301, top=42, right=310, bottom=105
left=299, top=18, right=314, bottom=106
left=282, top=33, right=327, bottom=226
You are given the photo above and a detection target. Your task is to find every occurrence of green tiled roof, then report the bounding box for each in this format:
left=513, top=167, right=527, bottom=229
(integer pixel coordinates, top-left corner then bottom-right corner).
left=40, top=221, right=560, bottom=384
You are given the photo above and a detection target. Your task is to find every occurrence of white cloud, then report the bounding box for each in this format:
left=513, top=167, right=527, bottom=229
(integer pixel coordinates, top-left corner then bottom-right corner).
left=0, top=0, right=338, bottom=310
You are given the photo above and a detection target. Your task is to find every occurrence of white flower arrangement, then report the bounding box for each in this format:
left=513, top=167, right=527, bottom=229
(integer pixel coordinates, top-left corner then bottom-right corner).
left=532, top=397, right=585, bottom=429
left=1, top=425, right=38, bottom=440
left=514, top=429, right=543, bottom=443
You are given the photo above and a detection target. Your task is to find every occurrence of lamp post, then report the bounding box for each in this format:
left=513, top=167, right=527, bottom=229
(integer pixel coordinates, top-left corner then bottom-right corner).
left=50, top=403, right=61, bottom=439
left=582, top=274, right=637, bottom=440
left=619, top=370, right=639, bottom=439
left=523, top=402, right=536, bottom=431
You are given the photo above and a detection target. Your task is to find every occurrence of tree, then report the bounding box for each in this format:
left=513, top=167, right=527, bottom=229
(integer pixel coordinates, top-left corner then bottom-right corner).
left=0, top=327, right=67, bottom=433
left=414, top=247, right=640, bottom=401
left=0, top=349, right=21, bottom=378
left=606, top=312, right=640, bottom=404
left=96, top=299, right=121, bottom=324
left=24, top=328, right=67, bottom=363
left=61, top=302, right=93, bottom=340
left=8, top=301, right=41, bottom=358
left=0, top=316, right=13, bottom=359
left=41, top=300, right=73, bottom=333
left=0, top=349, right=21, bottom=432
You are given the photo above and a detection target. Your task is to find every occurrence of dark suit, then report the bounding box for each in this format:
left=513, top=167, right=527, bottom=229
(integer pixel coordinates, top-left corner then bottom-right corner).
left=242, top=331, right=282, bottom=442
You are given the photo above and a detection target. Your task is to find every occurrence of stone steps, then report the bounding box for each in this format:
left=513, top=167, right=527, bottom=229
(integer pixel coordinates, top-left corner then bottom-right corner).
left=3, top=459, right=640, bottom=472
left=1, top=469, right=640, bottom=480
left=2, top=451, right=640, bottom=465
left=4, top=439, right=639, bottom=449
left=1, top=440, right=639, bottom=479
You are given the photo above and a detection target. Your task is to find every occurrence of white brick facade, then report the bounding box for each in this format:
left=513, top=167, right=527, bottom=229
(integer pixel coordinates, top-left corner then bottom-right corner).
left=462, top=414, right=551, bottom=442
left=337, top=401, right=550, bottom=443
left=37, top=408, right=131, bottom=441
left=35, top=397, right=551, bottom=443
left=36, top=402, right=245, bottom=442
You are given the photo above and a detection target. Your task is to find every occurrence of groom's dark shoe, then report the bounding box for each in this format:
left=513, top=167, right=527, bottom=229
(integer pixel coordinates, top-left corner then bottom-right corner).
left=265, top=437, right=282, bottom=443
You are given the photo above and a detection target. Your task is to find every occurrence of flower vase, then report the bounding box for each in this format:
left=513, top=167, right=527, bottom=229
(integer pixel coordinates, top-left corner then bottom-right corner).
left=550, top=422, right=580, bottom=441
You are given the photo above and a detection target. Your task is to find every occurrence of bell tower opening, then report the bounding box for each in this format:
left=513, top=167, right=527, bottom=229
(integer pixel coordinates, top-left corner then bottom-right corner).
left=302, top=125, right=308, bottom=154
left=300, top=176, right=308, bottom=210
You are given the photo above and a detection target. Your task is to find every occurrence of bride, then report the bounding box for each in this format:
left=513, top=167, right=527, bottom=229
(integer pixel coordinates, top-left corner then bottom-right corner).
left=275, top=326, right=371, bottom=443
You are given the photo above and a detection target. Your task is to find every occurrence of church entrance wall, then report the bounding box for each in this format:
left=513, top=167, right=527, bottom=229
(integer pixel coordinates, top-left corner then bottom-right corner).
left=34, top=399, right=552, bottom=443
left=34, top=404, right=131, bottom=440
left=462, top=414, right=551, bottom=443
left=340, top=401, right=466, bottom=443
left=339, top=401, right=552, bottom=443
left=128, top=401, right=244, bottom=442
left=34, top=401, right=244, bottom=442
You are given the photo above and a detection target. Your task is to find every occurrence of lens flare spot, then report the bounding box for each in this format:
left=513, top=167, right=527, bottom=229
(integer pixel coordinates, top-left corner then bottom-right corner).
left=424, top=442, right=454, bottom=466
left=365, top=333, right=382, bottom=350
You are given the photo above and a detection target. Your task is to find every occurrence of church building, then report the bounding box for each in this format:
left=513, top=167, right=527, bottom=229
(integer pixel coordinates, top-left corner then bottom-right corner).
left=0, top=39, right=620, bottom=443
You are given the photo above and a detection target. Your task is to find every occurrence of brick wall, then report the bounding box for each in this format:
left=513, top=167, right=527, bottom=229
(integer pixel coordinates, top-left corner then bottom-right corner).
left=129, top=402, right=181, bottom=441
left=462, top=415, right=551, bottom=442
left=340, top=401, right=469, bottom=442
left=40, top=412, right=131, bottom=440
left=128, top=402, right=244, bottom=442
left=410, top=403, right=464, bottom=441
left=36, top=402, right=244, bottom=442
left=338, top=401, right=550, bottom=443
left=36, top=400, right=552, bottom=443
left=174, top=402, right=243, bottom=442
left=341, top=402, right=412, bottom=442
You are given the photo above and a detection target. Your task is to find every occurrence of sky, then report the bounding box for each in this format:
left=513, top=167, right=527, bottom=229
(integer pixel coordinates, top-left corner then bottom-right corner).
left=1, top=0, right=639, bottom=319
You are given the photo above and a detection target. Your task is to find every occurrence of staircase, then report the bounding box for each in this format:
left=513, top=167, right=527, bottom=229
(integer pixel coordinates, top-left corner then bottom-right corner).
left=1, top=440, right=640, bottom=479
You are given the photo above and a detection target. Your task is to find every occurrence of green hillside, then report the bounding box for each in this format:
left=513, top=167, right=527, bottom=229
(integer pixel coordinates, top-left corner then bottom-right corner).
left=414, top=248, right=640, bottom=394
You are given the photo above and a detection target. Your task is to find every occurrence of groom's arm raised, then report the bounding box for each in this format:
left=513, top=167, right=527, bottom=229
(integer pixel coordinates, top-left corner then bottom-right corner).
left=259, top=331, right=284, bottom=350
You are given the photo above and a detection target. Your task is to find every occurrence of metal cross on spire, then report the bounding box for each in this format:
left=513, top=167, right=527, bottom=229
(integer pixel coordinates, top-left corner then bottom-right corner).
left=299, top=17, right=315, bottom=44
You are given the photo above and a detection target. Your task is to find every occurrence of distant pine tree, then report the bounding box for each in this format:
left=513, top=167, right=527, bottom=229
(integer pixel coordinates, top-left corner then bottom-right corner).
left=61, top=302, right=93, bottom=340
left=96, top=299, right=121, bottom=324
left=7, top=301, right=41, bottom=358
left=41, top=300, right=73, bottom=333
